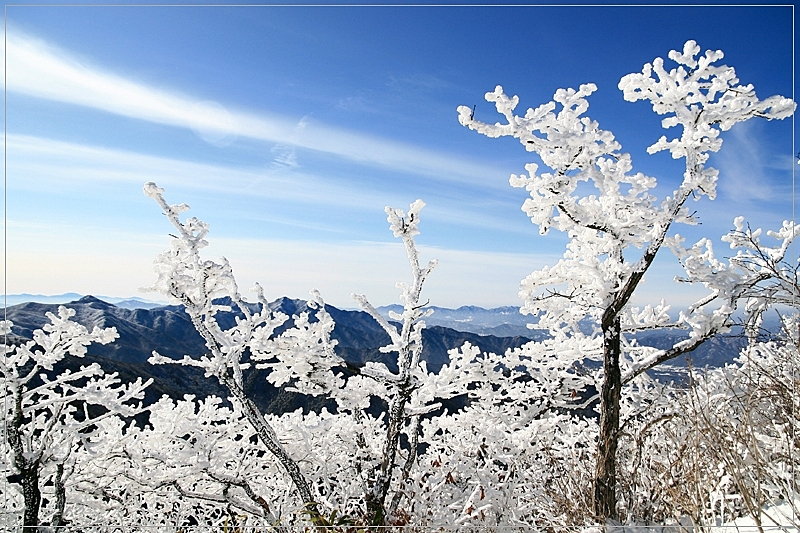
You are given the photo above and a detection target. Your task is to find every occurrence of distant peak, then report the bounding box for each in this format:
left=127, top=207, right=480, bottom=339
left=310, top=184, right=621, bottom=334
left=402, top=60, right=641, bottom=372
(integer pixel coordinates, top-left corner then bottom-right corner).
left=75, top=295, right=113, bottom=306
left=269, top=296, right=311, bottom=315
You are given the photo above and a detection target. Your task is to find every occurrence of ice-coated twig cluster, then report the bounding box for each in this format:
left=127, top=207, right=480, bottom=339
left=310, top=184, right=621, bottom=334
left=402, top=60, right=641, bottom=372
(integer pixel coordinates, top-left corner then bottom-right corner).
left=143, top=181, right=338, bottom=521
left=1, top=307, right=150, bottom=527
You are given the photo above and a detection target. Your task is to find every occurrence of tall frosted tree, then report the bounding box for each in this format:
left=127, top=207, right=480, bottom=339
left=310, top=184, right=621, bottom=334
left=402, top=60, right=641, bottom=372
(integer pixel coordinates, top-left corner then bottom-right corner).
left=143, top=182, right=337, bottom=525
left=458, top=40, right=794, bottom=519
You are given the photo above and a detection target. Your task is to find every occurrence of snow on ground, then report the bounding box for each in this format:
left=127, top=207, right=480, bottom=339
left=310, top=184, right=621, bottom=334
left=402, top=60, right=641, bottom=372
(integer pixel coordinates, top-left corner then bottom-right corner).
left=579, top=499, right=798, bottom=532
left=709, top=498, right=799, bottom=532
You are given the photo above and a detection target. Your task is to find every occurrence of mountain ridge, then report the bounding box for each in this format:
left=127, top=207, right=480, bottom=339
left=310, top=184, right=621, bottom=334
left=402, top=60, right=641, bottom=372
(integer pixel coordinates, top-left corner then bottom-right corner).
left=376, top=303, right=535, bottom=337
left=1, top=295, right=534, bottom=413
left=3, top=292, right=167, bottom=309
left=2, top=295, right=757, bottom=413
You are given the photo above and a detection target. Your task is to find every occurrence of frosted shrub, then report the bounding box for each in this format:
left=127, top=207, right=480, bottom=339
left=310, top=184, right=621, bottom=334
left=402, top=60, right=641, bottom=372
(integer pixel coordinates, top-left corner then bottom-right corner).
left=0, top=307, right=150, bottom=527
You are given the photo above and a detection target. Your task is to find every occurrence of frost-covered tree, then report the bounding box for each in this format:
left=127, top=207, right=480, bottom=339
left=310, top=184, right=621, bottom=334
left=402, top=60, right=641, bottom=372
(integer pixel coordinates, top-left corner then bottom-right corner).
left=0, top=306, right=150, bottom=528
left=343, top=200, right=441, bottom=524
left=342, top=200, right=484, bottom=524
left=701, top=217, right=800, bottom=340
left=143, top=182, right=337, bottom=525
left=142, top=184, right=479, bottom=526
left=620, top=220, right=800, bottom=527
left=406, top=365, right=598, bottom=528
left=615, top=328, right=799, bottom=527
left=684, top=337, right=799, bottom=528
left=458, top=40, right=794, bottom=519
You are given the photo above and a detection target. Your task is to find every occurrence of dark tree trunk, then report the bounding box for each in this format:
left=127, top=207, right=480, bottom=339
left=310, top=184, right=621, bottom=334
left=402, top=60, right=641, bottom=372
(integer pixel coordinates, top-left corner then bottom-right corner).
left=594, top=316, right=622, bottom=521
left=21, top=464, right=42, bottom=530
left=50, top=463, right=67, bottom=528
left=220, top=373, right=323, bottom=523
left=367, top=392, right=410, bottom=526
left=8, top=384, right=42, bottom=530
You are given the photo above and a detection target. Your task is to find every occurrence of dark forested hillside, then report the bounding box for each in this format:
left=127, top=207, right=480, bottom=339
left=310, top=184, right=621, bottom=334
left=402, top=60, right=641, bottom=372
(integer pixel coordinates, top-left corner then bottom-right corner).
left=2, top=295, right=535, bottom=413
left=2, top=295, right=753, bottom=414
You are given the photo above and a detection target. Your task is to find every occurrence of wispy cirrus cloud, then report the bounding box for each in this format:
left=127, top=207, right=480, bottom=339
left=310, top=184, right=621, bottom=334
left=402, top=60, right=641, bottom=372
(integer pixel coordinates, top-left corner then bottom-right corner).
left=3, top=28, right=508, bottom=187
left=269, top=117, right=309, bottom=171
left=713, top=121, right=793, bottom=203
left=5, top=134, right=531, bottom=237
left=5, top=134, right=386, bottom=210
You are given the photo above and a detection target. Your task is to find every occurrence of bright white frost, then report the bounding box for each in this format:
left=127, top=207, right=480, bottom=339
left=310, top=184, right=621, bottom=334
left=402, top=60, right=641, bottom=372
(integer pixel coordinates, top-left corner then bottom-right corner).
left=1, top=306, right=150, bottom=526
left=458, top=39, right=795, bottom=380
left=612, top=336, right=800, bottom=527
left=141, top=184, right=507, bottom=525
left=142, top=181, right=342, bottom=521
left=459, top=39, right=794, bottom=521
left=143, top=182, right=337, bottom=392
left=620, top=41, right=794, bottom=171
left=346, top=199, right=499, bottom=522
left=4, top=38, right=794, bottom=529
left=92, top=396, right=283, bottom=525
left=346, top=204, right=600, bottom=525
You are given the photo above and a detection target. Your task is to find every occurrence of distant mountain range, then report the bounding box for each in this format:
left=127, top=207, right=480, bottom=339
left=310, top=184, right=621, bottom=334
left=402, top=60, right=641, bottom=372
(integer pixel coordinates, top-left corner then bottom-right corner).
left=376, top=304, right=535, bottom=337
left=1, top=295, right=534, bottom=414
left=3, top=293, right=166, bottom=309
left=5, top=294, right=538, bottom=330
left=2, top=295, right=758, bottom=414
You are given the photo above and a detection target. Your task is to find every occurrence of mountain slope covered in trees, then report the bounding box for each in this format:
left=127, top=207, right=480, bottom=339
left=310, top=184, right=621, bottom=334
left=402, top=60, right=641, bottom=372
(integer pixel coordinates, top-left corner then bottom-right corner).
left=2, top=295, right=537, bottom=413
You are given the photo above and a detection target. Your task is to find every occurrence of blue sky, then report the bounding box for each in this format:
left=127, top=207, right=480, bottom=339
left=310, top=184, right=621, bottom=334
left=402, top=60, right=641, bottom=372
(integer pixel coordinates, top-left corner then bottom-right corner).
left=3, top=4, right=795, bottom=309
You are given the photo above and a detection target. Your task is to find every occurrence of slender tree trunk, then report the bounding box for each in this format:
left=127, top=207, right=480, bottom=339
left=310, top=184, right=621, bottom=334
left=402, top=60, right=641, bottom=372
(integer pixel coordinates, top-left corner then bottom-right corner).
left=388, top=415, right=420, bottom=516
left=219, top=373, right=323, bottom=522
left=8, top=384, right=42, bottom=529
left=366, top=391, right=410, bottom=525
left=21, top=464, right=42, bottom=530
left=594, top=316, right=622, bottom=521
left=50, top=462, right=67, bottom=528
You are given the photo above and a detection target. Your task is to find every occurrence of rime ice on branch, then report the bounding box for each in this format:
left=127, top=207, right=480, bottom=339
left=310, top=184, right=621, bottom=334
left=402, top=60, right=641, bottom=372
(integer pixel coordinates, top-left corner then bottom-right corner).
left=458, top=39, right=794, bottom=520
left=0, top=307, right=151, bottom=528
left=142, top=184, right=487, bottom=526
left=348, top=200, right=492, bottom=524
left=143, top=181, right=338, bottom=525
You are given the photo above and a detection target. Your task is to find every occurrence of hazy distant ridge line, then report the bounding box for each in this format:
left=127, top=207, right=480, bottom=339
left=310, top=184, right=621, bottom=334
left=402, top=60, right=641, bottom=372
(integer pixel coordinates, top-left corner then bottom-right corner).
left=4, top=294, right=534, bottom=333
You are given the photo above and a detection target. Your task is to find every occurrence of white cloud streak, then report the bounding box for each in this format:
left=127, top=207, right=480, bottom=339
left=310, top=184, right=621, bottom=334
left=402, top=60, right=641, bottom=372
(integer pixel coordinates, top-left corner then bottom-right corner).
left=714, top=122, right=782, bottom=202
left=3, top=28, right=508, bottom=187
left=6, top=134, right=534, bottom=236
left=5, top=134, right=386, bottom=210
